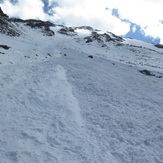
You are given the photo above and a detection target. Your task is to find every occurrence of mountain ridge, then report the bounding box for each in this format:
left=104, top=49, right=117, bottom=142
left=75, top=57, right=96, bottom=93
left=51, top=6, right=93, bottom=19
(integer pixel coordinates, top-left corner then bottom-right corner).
left=1, top=12, right=163, bottom=73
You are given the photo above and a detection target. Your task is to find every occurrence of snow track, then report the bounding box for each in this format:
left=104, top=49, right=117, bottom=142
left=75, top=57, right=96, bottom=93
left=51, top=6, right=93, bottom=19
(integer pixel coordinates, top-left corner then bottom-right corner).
left=0, top=60, right=118, bottom=163
left=55, top=47, right=163, bottom=163
left=0, top=63, right=87, bottom=162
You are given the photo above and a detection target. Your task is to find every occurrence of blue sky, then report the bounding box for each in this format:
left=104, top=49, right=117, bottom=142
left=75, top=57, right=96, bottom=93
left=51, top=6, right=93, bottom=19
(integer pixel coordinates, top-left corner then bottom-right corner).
left=1, top=0, right=163, bottom=44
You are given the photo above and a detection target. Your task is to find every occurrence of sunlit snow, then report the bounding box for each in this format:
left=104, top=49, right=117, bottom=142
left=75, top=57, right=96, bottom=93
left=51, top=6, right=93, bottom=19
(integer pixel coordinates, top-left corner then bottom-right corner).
left=0, top=21, right=163, bottom=163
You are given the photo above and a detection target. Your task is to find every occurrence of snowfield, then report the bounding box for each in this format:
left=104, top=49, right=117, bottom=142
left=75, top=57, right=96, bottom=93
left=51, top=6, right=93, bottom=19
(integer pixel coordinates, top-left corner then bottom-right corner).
left=0, top=21, right=163, bottom=163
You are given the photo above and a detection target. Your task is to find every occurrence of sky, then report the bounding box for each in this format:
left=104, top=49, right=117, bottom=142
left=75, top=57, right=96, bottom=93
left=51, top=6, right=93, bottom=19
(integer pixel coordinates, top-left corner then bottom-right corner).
left=0, top=0, right=163, bottom=44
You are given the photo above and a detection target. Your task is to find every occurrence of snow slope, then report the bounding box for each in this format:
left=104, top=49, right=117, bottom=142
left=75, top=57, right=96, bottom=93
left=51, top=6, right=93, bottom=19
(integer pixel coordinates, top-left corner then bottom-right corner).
left=0, top=21, right=163, bottom=163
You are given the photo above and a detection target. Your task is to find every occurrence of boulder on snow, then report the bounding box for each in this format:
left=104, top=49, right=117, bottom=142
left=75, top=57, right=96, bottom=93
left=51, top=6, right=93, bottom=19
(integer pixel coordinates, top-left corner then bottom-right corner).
left=139, top=70, right=162, bottom=78
left=139, top=70, right=154, bottom=76
left=88, top=55, right=93, bottom=59
left=0, top=45, right=11, bottom=50
left=155, top=44, right=163, bottom=49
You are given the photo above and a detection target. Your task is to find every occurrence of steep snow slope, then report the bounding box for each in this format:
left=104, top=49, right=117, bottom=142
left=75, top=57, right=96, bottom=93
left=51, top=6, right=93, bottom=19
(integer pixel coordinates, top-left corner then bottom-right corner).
left=0, top=20, right=163, bottom=163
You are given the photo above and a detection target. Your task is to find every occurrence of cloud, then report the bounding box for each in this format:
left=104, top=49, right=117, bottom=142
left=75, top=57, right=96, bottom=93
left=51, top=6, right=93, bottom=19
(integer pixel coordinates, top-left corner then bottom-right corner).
left=0, top=0, right=131, bottom=36
left=111, top=0, right=163, bottom=26
left=0, top=0, right=163, bottom=43
left=109, top=0, right=163, bottom=42
left=143, top=23, right=163, bottom=44
left=51, top=0, right=130, bottom=35
left=1, top=0, right=45, bottom=19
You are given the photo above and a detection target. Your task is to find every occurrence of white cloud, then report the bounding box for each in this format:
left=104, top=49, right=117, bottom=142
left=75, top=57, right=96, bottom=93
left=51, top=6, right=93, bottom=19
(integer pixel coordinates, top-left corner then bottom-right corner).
left=143, top=24, right=163, bottom=44
left=109, top=0, right=163, bottom=42
left=111, top=0, right=163, bottom=26
left=1, top=0, right=45, bottom=19
left=0, top=0, right=163, bottom=43
left=52, top=0, right=130, bottom=35
left=0, top=0, right=130, bottom=36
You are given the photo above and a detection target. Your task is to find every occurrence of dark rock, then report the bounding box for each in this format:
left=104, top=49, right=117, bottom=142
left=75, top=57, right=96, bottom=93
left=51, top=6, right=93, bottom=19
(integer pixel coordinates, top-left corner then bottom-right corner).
left=68, top=27, right=75, bottom=32
left=139, top=69, right=162, bottom=78
left=92, top=32, right=99, bottom=38
left=116, top=43, right=124, bottom=46
left=88, top=55, right=93, bottom=59
left=102, top=44, right=107, bottom=47
left=25, top=19, right=55, bottom=36
left=102, top=33, right=114, bottom=42
left=58, top=27, right=76, bottom=36
left=9, top=18, right=25, bottom=23
left=47, top=53, right=52, bottom=57
left=155, top=44, right=163, bottom=49
left=139, top=70, right=154, bottom=76
left=0, top=45, right=10, bottom=49
left=84, top=32, right=103, bottom=44
left=0, top=7, right=21, bottom=36
left=107, top=32, right=124, bottom=42
left=85, top=37, right=93, bottom=43
left=59, top=28, right=67, bottom=34
left=0, top=6, right=8, bottom=18
left=0, top=7, right=4, bottom=15
left=75, top=26, right=93, bottom=31
left=25, top=19, right=54, bottom=28
left=84, top=31, right=120, bottom=44
left=24, top=56, right=30, bottom=58
left=0, top=16, right=21, bottom=36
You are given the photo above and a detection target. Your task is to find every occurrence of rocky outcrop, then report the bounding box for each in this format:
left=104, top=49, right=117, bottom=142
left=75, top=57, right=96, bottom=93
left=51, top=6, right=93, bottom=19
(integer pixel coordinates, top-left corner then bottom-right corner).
left=24, top=19, right=55, bottom=36
left=0, top=6, right=55, bottom=37
left=0, top=18, right=21, bottom=36
left=10, top=18, right=55, bottom=36
left=0, top=19, right=20, bottom=36
left=84, top=32, right=115, bottom=44
left=58, top=27, right=77, bottom=36
left=107, top=32, right=124, bottom=42
left=0, top=7, right=8, bottom=18
left=0, top=6, right=21, bottom=36
left=75, top=26, right=93, bottom=31
left=84, top=31, right=124, bottom=44
left=155, top=44, right=163, bottom=49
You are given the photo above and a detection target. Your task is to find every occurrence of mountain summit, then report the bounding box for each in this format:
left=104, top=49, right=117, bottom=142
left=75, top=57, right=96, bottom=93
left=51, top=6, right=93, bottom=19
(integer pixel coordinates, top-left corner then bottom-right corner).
left=0, top=8, right=163, bottom=163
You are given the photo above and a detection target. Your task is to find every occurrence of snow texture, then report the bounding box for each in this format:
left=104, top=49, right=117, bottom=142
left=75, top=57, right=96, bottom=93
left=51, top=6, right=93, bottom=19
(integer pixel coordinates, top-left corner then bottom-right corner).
left=0, top=23, right=163, bottom=163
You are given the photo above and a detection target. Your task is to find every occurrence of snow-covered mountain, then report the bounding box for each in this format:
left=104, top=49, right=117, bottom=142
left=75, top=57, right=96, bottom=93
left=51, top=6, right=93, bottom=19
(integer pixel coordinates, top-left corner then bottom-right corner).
left=0, top=9, right=163, bottom=163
